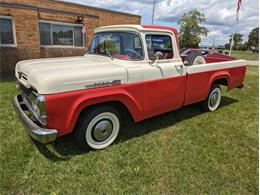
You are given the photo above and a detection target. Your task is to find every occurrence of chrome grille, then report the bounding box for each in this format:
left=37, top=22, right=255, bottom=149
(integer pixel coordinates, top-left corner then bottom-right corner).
left=17, top=81, right=46, bottom=126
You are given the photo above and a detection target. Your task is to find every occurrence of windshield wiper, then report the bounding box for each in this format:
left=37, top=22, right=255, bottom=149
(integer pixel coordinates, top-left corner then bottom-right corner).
left=105, top=49, right=114, bottom=60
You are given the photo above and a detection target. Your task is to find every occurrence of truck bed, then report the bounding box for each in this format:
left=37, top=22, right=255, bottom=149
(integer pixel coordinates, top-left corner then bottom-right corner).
left=184, top=60, right=247, bottom=105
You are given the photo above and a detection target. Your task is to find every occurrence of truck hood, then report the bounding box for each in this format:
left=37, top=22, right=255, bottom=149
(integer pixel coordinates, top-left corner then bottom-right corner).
left=15, top=55, right=128, bottom=94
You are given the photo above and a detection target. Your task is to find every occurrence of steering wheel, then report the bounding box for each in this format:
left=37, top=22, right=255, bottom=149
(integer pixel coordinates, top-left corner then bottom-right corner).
left=125, top=49, right=142, bottom=59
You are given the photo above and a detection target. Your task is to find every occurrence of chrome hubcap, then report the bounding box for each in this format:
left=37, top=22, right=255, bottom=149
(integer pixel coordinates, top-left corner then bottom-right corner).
left=92, top=119, right=113, bottom=142
left=210, top=92, right=218, bottom=106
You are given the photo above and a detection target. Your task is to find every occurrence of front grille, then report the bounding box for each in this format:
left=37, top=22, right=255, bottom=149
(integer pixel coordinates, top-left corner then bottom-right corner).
left=19, top=81, right=31, bottom=96
left=17, top=81, right=46, bottom=126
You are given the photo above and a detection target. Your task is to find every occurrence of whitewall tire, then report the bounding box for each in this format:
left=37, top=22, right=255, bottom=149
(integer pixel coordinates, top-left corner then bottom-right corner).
left=75, top=105, right=121, bottom=150
left=86, top=112, right=120, bottom=149
left=207, top=87, right=222, bottom=111
left=201, top=84, right=222, bottom=112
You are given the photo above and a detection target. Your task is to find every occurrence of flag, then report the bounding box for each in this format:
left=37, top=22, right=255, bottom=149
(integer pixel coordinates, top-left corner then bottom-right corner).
left=236, top=0, right=242, bottom=21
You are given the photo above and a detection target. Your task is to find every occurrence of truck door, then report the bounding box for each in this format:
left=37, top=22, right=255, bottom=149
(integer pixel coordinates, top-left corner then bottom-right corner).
left=142, top=33, right=186, bottom=119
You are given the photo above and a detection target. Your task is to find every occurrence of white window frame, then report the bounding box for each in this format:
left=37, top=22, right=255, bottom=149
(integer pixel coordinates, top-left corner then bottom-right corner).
left=0, top=15, right=17, bottom=47
left=39, top=20, right=85, bottom=48
left=144, top=32, right=176, bottom=61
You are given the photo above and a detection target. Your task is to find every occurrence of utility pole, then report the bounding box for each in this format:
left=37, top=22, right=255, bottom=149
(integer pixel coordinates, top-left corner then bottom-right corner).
left=229, top=33, right=234, bottom=56
left=151, top=0, right=156, bottom=25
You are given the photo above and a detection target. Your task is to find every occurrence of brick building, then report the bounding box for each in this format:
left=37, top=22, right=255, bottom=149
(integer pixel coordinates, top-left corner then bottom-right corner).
left=0, top=0, right=141, bottom=78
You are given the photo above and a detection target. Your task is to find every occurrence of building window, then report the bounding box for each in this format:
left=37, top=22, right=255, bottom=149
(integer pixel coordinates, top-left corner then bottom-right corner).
left=39, top=21, right=84, bottom=47
left=0, top=16, right=15, bottom=47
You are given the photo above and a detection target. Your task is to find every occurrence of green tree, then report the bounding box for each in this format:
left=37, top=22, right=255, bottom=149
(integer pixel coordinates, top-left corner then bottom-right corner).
left=177, top=10, right=209, bottom=48
left=248, top=27, right=259, bottom=48
left=229, top=33, right=243, bottom=50
left=237, top=43, right=248, bottom=51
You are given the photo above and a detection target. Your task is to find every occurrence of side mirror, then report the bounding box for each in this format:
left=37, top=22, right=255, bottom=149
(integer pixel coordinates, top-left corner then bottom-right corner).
left=151, top=51, right=163, bottom=64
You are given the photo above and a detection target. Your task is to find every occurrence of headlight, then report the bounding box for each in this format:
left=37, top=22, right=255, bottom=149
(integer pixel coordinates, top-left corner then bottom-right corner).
left=29, top=93, right=46, bottom=119
left=29, top=93, right=46, bottom=125
left=35, top=95, right=46, bottom=118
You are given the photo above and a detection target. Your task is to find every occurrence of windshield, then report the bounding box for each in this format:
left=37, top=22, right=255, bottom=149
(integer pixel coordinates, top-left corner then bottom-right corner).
left=89, top=32, right=144, bottom=60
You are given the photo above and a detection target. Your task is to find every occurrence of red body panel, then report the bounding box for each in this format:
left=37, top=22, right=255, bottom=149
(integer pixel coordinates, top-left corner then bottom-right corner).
left=45, top=75, right=186, bottom=136
left=45, top=82, right=144, bottom=136
left=45, top=65, right=246, bottom=137
left=184, top=66, right=246, bottom=105
left=143, top=75, right=186, bottom=119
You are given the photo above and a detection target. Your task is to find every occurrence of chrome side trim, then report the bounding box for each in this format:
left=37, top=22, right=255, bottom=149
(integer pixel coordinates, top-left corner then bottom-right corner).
left=85, top=79, right=122, bottom=89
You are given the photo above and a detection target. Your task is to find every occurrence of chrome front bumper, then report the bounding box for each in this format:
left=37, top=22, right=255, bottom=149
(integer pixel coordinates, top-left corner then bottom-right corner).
left=12, top=95, right=57, bottom=143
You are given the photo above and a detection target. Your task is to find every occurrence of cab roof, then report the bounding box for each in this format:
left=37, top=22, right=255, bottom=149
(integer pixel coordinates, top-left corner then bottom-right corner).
left=95, top=24, right=177, bottom=34
left=95, top=24, right=180, bottom=50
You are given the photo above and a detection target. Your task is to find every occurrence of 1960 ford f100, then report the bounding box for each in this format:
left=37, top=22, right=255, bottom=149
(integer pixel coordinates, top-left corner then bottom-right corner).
left=13, top=25, right=246, bottom=150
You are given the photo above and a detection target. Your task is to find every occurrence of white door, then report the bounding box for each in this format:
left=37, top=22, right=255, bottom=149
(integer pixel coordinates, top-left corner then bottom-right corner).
left=142, top=33, right=186, bottom=118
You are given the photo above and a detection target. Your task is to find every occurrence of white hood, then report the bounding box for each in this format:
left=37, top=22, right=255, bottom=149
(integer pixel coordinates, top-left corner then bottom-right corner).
left=15, top=55, right=128, bottom=94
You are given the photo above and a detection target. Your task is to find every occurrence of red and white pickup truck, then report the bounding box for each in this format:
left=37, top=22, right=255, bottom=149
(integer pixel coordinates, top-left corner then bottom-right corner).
left=13, top=25, right=247, bottom=150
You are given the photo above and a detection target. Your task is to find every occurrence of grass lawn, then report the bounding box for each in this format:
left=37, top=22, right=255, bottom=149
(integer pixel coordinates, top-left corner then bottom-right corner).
left=231, top=50, right=259, bottom=61
left=0, top=66, right=258, bottom=194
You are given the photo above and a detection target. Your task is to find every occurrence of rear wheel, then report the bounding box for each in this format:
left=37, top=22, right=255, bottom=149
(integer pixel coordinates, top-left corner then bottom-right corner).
left=75, top=105, right=121, bottom=150
left=200, top=84, right=222, bottom=112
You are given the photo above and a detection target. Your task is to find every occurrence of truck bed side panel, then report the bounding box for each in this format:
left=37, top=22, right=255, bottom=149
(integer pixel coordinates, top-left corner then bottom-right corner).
left=184, top=60, right=246, bottom=105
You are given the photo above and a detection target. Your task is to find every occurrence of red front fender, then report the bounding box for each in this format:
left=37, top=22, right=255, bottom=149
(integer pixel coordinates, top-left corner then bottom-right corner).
left=45, top=85, right=144, bottom=136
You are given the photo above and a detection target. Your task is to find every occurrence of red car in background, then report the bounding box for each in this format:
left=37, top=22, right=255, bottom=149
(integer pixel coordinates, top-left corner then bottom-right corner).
left=180, top=48, right=236, bottom=65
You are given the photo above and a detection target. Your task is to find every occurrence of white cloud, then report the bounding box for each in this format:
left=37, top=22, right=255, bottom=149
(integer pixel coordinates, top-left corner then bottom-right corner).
left=63, top=0, right=259, bottom=46
left=155, top=0, right=259, bottom=45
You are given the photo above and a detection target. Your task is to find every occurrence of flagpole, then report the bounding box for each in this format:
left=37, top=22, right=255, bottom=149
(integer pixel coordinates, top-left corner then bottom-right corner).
left=151, top=0, right=156, bottom=24
left=229, top=0, right=242, bottom=56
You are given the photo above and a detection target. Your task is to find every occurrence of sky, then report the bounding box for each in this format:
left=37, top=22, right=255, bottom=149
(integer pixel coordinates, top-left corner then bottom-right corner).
left=64, top=0, right=259, bottom=46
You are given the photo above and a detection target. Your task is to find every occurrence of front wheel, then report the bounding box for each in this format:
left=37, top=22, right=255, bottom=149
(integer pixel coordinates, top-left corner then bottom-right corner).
left=75, top=105, right=121, bottom=150
left=200, top=84, right=222, bottom=112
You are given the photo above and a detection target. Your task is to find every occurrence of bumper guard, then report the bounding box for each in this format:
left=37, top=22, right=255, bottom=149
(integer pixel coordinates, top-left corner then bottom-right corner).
left=12, top=95, right=57, bottom=143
